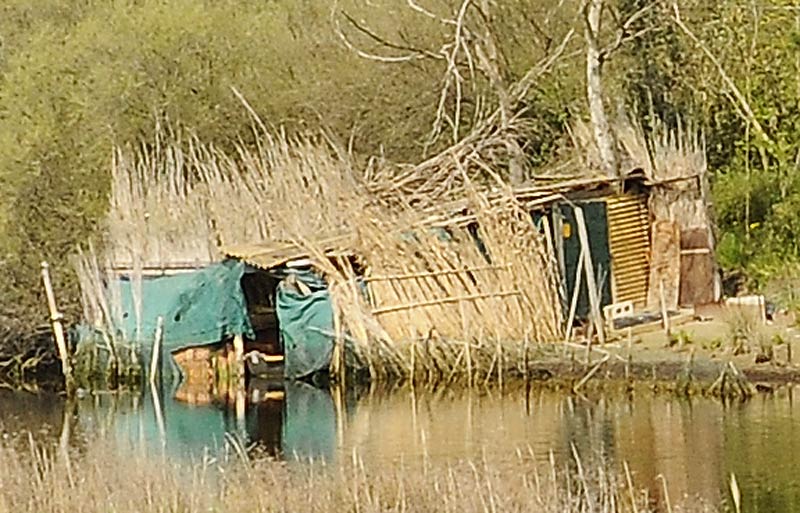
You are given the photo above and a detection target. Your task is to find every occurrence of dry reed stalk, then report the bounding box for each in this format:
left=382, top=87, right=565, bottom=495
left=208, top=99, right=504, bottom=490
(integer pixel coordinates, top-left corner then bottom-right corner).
left=77, top=109, right=569, bottom=388
left=0, top=434, right=720, bottom=513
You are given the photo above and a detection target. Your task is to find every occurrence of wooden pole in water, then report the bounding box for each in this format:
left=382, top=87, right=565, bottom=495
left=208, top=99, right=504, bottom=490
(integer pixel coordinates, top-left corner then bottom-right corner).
left=41, top=262, right=74, bottom=395
left=333, top=302, right=346, bottom=389
left=150, top=380, right=166, bottom=446
left=149, top=316, right=164, bottom=386
left=573, top=207, right=605, bottom=346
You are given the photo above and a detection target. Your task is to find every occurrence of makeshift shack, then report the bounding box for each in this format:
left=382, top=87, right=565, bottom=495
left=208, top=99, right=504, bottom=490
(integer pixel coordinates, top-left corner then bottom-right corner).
left=73, top=116, right=719, bottom=392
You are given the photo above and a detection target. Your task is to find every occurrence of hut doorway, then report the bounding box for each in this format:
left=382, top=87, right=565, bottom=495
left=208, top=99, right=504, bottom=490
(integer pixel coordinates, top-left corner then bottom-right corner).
left=240, top=268, right=284, bottom=377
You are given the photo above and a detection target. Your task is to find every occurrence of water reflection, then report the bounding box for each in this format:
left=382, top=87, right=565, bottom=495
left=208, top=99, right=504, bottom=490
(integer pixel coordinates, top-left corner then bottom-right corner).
left=4, top=385, right=800, bottom=511
left=63, top=380, right=339, bottom=462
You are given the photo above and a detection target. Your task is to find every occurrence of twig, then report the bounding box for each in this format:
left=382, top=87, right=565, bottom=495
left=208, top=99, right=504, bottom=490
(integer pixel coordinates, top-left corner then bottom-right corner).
left=671, top=1, right=773, bottom=148
left=573, top=353, right=610, bottom=393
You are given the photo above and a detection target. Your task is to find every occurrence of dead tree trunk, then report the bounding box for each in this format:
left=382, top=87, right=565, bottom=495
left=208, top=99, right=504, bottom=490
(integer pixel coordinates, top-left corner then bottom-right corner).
left=584, top=0, right=619, bottom=177
left=475, top=0, right=525, bottom=185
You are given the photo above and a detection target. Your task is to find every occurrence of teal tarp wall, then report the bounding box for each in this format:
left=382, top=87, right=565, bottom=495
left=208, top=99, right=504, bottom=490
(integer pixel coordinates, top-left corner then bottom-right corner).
left=276, top=270, right=335, bottom=380
left=117, top=259, right=255, bottom=352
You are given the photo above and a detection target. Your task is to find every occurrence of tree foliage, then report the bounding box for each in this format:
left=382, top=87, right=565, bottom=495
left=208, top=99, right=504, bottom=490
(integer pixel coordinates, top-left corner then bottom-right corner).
left=1, top=0, right=800, bottom=338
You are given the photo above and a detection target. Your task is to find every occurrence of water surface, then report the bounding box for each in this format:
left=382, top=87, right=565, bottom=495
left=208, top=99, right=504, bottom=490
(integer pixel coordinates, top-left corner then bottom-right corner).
left=2, top=384, right=799, bottom=512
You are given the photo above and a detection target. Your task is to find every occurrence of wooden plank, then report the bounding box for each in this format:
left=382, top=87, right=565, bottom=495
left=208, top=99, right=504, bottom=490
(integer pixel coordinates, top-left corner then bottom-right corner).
left=564, top=247, right=585, bottom=342
left=679, top=228, right=715, bottom=306
left=364, top=264, right=511, bottom=283
left=609, top=311, right=695, bottom=337
left=574, top=207, right=606, bottom=345
left=41, top=262, right=74, bottom=395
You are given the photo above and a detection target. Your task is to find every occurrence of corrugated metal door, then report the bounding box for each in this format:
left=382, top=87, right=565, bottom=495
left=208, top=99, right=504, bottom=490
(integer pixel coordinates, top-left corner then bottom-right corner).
left=606, top=194, right=650, bottom=308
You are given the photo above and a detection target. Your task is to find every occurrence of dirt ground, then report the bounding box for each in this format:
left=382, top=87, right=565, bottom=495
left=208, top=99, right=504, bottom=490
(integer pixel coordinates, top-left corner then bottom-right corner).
left=549, top=312, right=800, bottom=387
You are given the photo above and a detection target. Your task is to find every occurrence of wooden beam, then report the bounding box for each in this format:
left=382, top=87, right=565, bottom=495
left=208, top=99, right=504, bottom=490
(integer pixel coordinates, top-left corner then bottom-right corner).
left=233, top=334, right=245, bottom=391
left=372, top=290, right=521, bottom=315
left=573, top=207, right=606, bottom=345
left=364, top=264, right=511, bottom=283
left=564, top=247, right=585, bottom=342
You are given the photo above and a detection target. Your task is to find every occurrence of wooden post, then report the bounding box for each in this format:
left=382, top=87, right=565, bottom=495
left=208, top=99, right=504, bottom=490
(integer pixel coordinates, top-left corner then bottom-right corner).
left=233, top=334, right=245, bottom=391
left=573, top=207, right=606, bottom=346
left=41, top=262, right=74, bottom=395
left=552, top=207, right=567, bottom=303
left=564, top=248, right=585, bottom=342
left=333, top=304, right=346, bottom=389
left=659, top=280, right=671, bottom=339
left=149, top=316, right=164, bottom=386
left=235, top=388, right=246, bottom=434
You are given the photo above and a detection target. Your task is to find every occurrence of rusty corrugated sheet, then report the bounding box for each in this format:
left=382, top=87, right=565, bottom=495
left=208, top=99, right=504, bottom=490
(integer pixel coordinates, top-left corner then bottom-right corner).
left=606, top=194, right=650, bottom=307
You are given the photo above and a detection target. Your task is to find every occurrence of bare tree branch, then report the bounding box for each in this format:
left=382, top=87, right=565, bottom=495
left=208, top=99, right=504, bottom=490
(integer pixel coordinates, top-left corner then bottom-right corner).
left=511, top=27, right=578, bottom=102
left=332, top=3, right=427, bottom=63
left=671, top=1, right=773, bottom=147
left=406, top=0, right=451, bottom=23
left=599, top=3, right=656, bottom=63
left=340, top=10, right=443, bottom=60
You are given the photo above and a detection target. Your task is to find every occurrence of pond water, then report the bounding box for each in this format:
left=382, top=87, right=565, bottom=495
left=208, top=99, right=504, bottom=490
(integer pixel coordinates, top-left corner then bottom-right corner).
left=2, top=382, right=800, bottom=512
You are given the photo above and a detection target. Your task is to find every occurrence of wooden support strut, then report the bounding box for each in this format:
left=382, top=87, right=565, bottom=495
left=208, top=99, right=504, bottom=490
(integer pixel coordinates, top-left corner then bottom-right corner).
left=564, top=248, right=585, bottom=342
left=372, top=290, right=521, bottom=315
left=573, top=207, right=606, bottom=346
left=41, top=262, right=74, bottom=395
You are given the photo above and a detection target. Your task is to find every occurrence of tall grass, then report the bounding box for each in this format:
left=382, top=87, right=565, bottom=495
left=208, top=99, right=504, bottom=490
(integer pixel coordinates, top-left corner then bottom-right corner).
left=0, top=436, right=721, bottom=513
left=76, top=118, right=563, bottom=390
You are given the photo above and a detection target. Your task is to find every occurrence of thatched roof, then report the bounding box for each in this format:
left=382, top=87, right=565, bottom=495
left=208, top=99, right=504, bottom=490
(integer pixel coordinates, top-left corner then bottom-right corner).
left=223, top=236, right=353, bottom=271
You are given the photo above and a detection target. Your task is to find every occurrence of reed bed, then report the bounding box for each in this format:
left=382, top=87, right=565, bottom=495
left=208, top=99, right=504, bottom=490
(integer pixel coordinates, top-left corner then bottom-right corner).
left=0, top=436, right=720, bottom=513
left=77, top=111, right=564, bottom=387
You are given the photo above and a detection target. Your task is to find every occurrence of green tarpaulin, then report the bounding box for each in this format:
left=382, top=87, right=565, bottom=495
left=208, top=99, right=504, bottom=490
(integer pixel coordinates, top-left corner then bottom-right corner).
left=117, top=260, right=255, bottom=352
left=276, top=270, right=335, bottom=380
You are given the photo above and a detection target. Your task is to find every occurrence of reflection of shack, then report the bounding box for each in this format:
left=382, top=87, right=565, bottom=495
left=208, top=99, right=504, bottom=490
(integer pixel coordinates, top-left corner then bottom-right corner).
left=74, top=379, right=337, bottom=462
left=76, top=169, right=718, bottom=390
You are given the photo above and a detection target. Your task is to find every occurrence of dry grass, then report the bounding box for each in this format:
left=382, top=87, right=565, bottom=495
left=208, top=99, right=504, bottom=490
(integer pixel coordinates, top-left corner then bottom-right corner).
left=0, top=436, right=720, bottom=513
left=76, top=113, right=564, bottom=387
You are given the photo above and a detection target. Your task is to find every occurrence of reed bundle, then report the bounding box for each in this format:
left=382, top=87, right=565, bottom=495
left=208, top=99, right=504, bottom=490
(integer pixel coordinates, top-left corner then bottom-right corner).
left=73, top=92, right=569, bottom=393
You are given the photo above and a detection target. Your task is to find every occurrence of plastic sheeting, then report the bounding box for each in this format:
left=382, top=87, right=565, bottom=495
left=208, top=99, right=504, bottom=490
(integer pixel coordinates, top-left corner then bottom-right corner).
left=276, top=270, right=335, bottom=380
left=116, top=259, right=255, bottom=352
